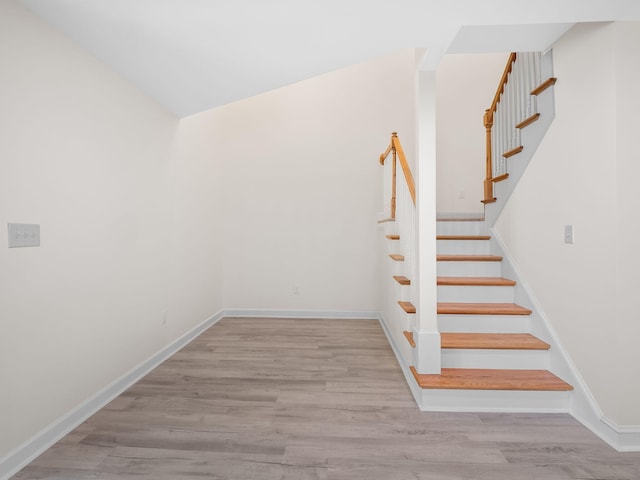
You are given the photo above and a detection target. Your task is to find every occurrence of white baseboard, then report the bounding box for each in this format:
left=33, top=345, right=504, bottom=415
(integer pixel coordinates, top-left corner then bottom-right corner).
left=222, top=309, right=380, bottom=320
left=0, top=310, right=227, bottom=480
left=376, top=313, right=423, bottom=407
left=573, top=413, right=640, bottom=453
left=599, top=418, right=640, bottom=452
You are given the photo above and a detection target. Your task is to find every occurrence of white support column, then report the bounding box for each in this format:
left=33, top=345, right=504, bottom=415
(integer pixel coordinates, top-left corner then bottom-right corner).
left=415, top=70, right=440, bottom=374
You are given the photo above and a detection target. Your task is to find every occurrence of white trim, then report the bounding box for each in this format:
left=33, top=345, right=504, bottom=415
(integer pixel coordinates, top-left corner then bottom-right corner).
left=413, top=329, right=441, bottom=373
left=222, top=309, right=380, bottom=320
left=376, top=313, right=423, bottom=406
left=599, top=417, right=640, bottom=452
left=0, top=310, right=226, bottom=480
left=491, top=228, right=640, bottom=452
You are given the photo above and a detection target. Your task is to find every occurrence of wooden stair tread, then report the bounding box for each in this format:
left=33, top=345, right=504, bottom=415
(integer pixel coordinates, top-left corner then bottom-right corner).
left=516, top=112, right=540, bottom=129
left=386, top=234, right=400, bottom=240
left=409, top=366, right=573, bottom=391
left=437, top=254, right=503, bottom=262
left=393, top=275, right=411, bottom=285
left=389, top=254, right=404, bottom=261
left=492, top=173, right=509, bottom=183
left=440, top=333, right=549, bottom=350
left=438, top=302, right=532, bottom=315
left=436, top=217, right=485, bottom=222
left=403, top=331, right=416, bottom=348
left=378, top=218, right=395, bottom=224
left=398, top=301, right=416, bottom=314
left=438, top=276, right=516, bottom=286
left=503, top=145, right=524, bottom=158
left=531, top=77, right=557, bottom=96
left=436, top=235, right=491, bottom=241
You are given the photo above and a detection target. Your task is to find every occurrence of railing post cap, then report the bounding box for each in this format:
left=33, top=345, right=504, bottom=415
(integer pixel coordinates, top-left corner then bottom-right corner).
left=392, top=132, right=398, bottom=137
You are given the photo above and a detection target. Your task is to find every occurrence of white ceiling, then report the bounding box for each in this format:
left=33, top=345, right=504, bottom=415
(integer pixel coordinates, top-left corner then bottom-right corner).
left=19, top=0, right=640, bottom=117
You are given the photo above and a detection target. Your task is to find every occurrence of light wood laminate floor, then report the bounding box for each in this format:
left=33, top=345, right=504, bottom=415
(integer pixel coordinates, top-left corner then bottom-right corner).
left=13, top=318, right=640, bottom=479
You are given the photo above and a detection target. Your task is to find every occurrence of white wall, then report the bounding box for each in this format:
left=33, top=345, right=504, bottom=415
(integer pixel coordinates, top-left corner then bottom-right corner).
left=0, top=0, right=419, bottom=463
left=0, top=0, right=226, bottom=461
left=495, top=22, right=640, bottom=426
left=214, top=50, right=417, bottom=313
left=611, top=22, right=640, bottom=426
left=436, top=53, right=510, bottom=214
left=167, top=114, right=225, bottom=336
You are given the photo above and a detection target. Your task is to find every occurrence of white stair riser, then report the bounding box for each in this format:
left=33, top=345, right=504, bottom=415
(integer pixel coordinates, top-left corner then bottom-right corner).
left=441, top=349, right=549, bottom=369
left=436, top=221, right=487, bottom=236
left=436, top=239, right=491, bottom=255
left=395, top=283, right=412, bottom=302
left=385, top=240, right=401, bottom=255
left=437, top=285, right=514, bottom=303
left=387, top=256, right=406, bottom=276
left=437, top=261, right=502, bottom=277
left=399, top=309, right=416, bottom=332
left=438, top=314, right=531, bottom=333
left=419, top=388, right=570, bottom=413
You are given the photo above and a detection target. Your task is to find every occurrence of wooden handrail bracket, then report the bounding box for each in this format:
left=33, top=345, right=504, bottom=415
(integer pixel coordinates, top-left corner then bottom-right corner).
left=379, top=143, right=393, bottom=165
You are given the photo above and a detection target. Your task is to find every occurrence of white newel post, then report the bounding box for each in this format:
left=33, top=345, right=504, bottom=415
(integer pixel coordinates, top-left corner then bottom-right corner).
left=415, top=71, right=440, bottom=374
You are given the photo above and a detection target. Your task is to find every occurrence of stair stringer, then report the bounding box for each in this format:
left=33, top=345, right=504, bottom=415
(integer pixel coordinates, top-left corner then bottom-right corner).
left=485, top=51, right=556, bottom=227
left=489, top=227, right=635, bottom=451
left=377, top=220, right=415, bottom=368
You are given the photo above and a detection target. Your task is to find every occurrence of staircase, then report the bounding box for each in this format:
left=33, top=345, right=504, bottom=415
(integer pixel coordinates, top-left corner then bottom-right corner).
left=402, top=216, right=573, bottom=411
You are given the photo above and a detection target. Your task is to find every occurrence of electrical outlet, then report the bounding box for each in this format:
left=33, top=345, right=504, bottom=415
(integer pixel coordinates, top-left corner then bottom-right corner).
left=8, top=223, right=40, bottom=248
left=564, top=225, right=574, bottom=244
left=293, top=285, right=300, bottom=295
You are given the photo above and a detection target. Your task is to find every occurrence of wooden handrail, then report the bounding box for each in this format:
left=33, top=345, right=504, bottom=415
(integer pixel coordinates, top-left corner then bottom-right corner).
left=379, top=132, right=416, bottom=220
left=392, top=133, right=416, bottom=205
left=483, top=52, right=516, bottom=204
left=488, top=52, right=517, bottom=117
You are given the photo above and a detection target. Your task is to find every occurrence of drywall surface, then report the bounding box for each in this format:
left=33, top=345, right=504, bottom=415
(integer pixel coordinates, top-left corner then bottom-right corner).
left=436, top=53, right=509, bottom=214
left=495, top=22, right=640, bottom=425
left=0, top=0, right=181, bottom=459
left=215, top=50, right=417, bottom=313
left=167, top=113, right=225, bottom=339
left=612, top=22, right=640, bottom=426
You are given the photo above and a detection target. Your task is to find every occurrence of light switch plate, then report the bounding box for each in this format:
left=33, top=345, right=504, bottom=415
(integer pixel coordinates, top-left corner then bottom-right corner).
left=564, top=224, right=574, bottom=244
left=8, top=223, right=40, bottom=248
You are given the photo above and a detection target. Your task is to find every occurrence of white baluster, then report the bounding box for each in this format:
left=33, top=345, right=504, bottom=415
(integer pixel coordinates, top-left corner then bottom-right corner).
left=515, top=54, right=524, bottom=146
left=494, top=107, right=501, bottom=177
left=527, top=52, right=535, bottom=117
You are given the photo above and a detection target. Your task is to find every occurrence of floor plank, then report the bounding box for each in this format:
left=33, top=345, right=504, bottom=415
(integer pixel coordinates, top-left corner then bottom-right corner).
left=12, top=317, right=640, bottom=479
